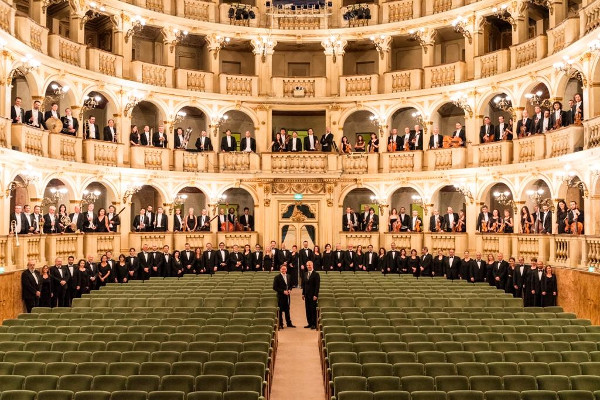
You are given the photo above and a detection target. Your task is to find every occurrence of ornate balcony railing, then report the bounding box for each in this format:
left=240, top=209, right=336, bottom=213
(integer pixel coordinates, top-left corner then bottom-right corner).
left=473, top=141, right=513, bottom=167
left=14, top=16, right=48, bottom=54
left=176, top=0, right=215, bottom=21
left=546, top=125, right=584, bottom=157
left=425, top=147, right=466, bottom=170
left=584, top=116, right=600, bottom=149
left=83, top=140, right=123, bottom=167
left=474, top=49, right=510, bottom=79
left=48, top=34, right=86, bottom=68
left=510, top=35, right=547, bottom=69
left=272, top=77, right=327, bottom=97
left=130, top=146, right=170, bottom=170
left=340, top=74, right=378, bottom=96
left=87, top=48, right=123, bottom=78
left=264, top=153, right=333, bottom=174
left=549, top=18, right=579, bottom=54
left=512, top=135, right=546, bottom=163
left=220, top=74, right=258, bottom=96
left=380, top=151, right=422, bottom=172
left=131, top=61, right=173, bottom=87
left=175, top=69, right=214, bottom=92
left=174, top=150, right=217, bottom=173
left=424, top=61, right=465, bottom=88
left=383, top=69, right=422, bottom=93
left=382, top=0, right=418, bottom=22
left=48, top=132, right=82, bottom=163
left=11, top=124, right=48, bottom=157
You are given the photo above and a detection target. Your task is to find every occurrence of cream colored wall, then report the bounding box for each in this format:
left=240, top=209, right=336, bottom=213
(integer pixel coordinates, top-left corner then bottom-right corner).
left=220, top=49, right=255, bottom=75
left=391, top=46, right=422, bottom=70
left=343, top=49, right=379, bottom=75
left=272, top=51, right=326, bottom=77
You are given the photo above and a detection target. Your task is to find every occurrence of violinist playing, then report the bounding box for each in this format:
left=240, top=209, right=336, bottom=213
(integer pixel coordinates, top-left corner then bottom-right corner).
left=453, top=210, right=466, bottom=233
left=409, top=210, right=422, bottom=233
left=387, top=128, right=401, bottom=152
left=479, top=116, right=495, bottom=143
left=364, top=207, right=379, bottom=232
left=565, top=200, right=584, bottom=234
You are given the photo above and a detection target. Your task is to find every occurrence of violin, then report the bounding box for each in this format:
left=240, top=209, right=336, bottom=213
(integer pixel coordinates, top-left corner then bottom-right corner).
left=435, top=218, right=442, bottom=233
left=221, top=221, right=234, bottom=231
left=519, top=124, right=527, bottom=138
left=392, top=219, right=401, bottom=232
left=480, top=220, right=488, bottom=233
left=366, top=219, right=373, bottom=232
left=414, top=219, right=421, bottom=233
left=522, top=219, right=531, bottom=234
left=453, top=217, right=464, bottom=232
left=387, top=140, right=397, bottom=152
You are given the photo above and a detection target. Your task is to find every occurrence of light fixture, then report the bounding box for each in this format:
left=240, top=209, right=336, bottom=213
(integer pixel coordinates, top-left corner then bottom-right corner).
left=44, top=83, right=70, bottom=108
left=588, top=33, right=600, bottom=52
left=80, top=94, right=102, bottom=118
left=205, top=34, right=231, bottom=59
left=251, top=35, right=277, bottom=63
left=5, top=54, right=41, bottom=86
left=370, top=35, right=390, bottom=59
left=41, top=187, right=68, bottom=209
left=369, top=113, right=387, bottom=137
left=165, top=193, right=188, bottom=214
left=453, top=181, right=474, bottom=203
left=493, top=95, right=516, bottom=120
left=369, top=195, right=386, bottom=216
left=210, top=112, right=229, bottom=137
left=4, top=167, right=40, bottom=198
left=451, top=92, right=473, bottom=117
left=122, top=182, right=143, bottom=204
left=525, top=90, right=552, bottom=108
left=322, top=35, right=346, bottom=63
left=408, top=28, right=435, bottom=53
left=80, top=2, right=106, bottom=28
left=123, top=90, right=145, bottom=117
left=553, top=55, right=586, bottom=84
left=342, top=4, right=371, bottom=27
left=81, top=189, right=101, bottom=206
left=451, top=16, right=472, bottom=44
left=526, top=188, right=545, bottom=204
left=411, top=194, right=429, bottom=215
left=493, top=190, right=517, bottom=212
left=209, top=193, right=228, bottom=213
left=171, top=110, right=187, bottom=125
left=165, top=27, right=189, bottom=53
left=558, top=164, right=588, bottom=195
left=492, top=4, right=516, bottom=30
left=125, top=15, right=146, bottom=43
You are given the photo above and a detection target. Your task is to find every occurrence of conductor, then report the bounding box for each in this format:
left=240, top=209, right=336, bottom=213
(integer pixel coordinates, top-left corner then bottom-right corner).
left=273, top=265, right=295, bottom=329
left=302, top=261, right=320, bottom=329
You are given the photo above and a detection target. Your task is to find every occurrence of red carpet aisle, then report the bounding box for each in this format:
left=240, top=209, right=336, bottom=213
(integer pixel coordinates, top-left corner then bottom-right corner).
left=270, top=289, right=325, bottom=400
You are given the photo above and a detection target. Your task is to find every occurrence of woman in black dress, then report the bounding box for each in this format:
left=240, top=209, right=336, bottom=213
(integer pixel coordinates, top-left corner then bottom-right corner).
left=243, top=244, right=252, bottom=271
left=57, top=203, right=68, bottom=233
left=322, top=244, right=334, bottom=273
left=73, top=259, right=90, bottom=297
left=378, top=248, right=387, bottom=274
left=94, top=208, right=109, bottom=232
left=39, top=265, right=54, bottom=308
left=130, top=125, right=140, bottom=146
left=505, top=257, right=516, bottom=296
left=355, top=245, right=366, bottom=272
left=367, top=133, right=379, bottom=153
left=460, top=251, right=474, bottom=280
left=271, top=133, right=284, bottom=152
left=398, top=248, right=409, bottom=274
left=97, top=255, right=111, bottom=288
left=541, top=265, right=558, bottom=307
left=172, top=250, right=184, bottom=277
left=408, top=249, right=421, bottom=277
left=354, top=135, right=365, bottom=152
left=486, top=254, right=496, bottom=286
left=313, top=246, right=322, bottom=271
left=184, top=208, right=197, bottom=232
left=192, top=248, right=203, bottom=274
left=520, top=206, right=534, bottom=234
left=556, top=200, right=568, bottom=234
left=502, top=209, right=514, bottom=233
left=263, top=246, right=273, bottom=272
left=432, top=250, right=445, bottom=277
left=115, top=254, right=129, bottom=283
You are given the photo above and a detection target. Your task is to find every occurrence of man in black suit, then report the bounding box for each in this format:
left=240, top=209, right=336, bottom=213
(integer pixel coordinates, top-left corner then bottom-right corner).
left=385, top=243, right=400, bottom=274
left=44, top=102, right=60, bottom=122
left=342, top=207, right=358, bottom=231
left=83, top=204, right=96, bottom=233
left=240, top=131, right=256, bottom=153
left=197, top=209, right=210, bottom=232
left=61, top=108, right=79, bottom=136
left=443, top=207, right=459, bottom=232
left=567, top=200, right=584, bottom=234
left=400, top=127, right=413, bottom=151
left=443, top=249, right=460, bottom=280
left=532, top=106, right=544, bottom=133
left=513, top=256, right=529, bottom=299
left=153, top=125, right=168, bottom=148
left=299, top=241, right=314, bottom=274
left=470, top=252, right=486, bottom=282
left=529, top=260, right=545, bottom=307
left=303, top=128, right=319, bottom=151
left=387, top=128, right=402, bottom=152
left=451, top=122, right=466, bottom=146
left=10, top=205, right=29, bottom=234
left=220, top=129, right=236, bottom=152
left=549, top=101, right=567, bottom=130
left=539, top=204, right=552, bottom=234
left=479, top=116, right=495, bottom=143
left=145, top=206, right=155, bottom=232
left=24, top=100, right=45, bottom=129
left=409, top=210, right=421, bottom=232
left=523, top=258, right=538, bottom=306
left=273, top=265, right=295, bottom=328
left=396, top=207, right=410, bottom=231
left=572, top=93, right=583, bottom=123
left=140, top=126, right=151, bottom=146
left=411, top=125, right=424, bottom=150
left=153, top=207, right=168, bottom=232
left=65, top=256, right=77, bottom=305
left=320, top=127, right=334, bottom=152
left=287, top=131, right=302, bottom=152
left=84, top=116, right=100, bottom=140
left=43, top=205, right=59, bottom=234
left=160, top=245, right=175, bottom=277
left=195, top=130, right=213, bottom=151
left=278, top=244, right=291, bottom=270
left=202, top=243, right=216, bottom=274
left=107, top=205, right=120, bottom=233
left=67, top=205, right=84, bottom=232
left=180, top=243, right=195, bottom=274
left=132, top=209, right=147, bottom=232
left=127, top=248, right=139, bottom=280
left=50, top=257, right=71, bottom=307
left=84, top=254, right=98, bottom=290
left=493, top=253, right=508, bottom=290
left=103, top=119, right=117, bottom=142
left=302, top=261, right=320, bottom=329
left=333, top=244, right=344, bottom=272
left=344, top=245, right=356, bottom=272
left=252, top=244, right=263, bottom=271
left=137, top=244, right=151, bottom=281
left=420, top=247, right=432, bottom=277
left=228, top=244, right=244, bottom=272
left=516, top=110, right=533, bottom=136
left=21, top=261, right=41, bottom=313
left=476, top=205, right=491, bottom=232
left=429, top=210, right=441, bottom=232
left=363, top=208, right=378, bottom=231
left=428, top=127, right=444, bottom=149
left=11, top=97, right=24, bottom=124
left=364, top=245, right=378, bottom=272
left=149, top=245, right=161, bottom=277
left=216, top=242, right=229, bottom=272
left=239, top=207, right=254, bottom=231
left=494, top=115, right=511, bottom=141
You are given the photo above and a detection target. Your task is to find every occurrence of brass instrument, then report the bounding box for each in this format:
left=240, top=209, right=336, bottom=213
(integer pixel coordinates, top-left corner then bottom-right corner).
left=61, top=214, right=77, bottom=233
left=46, top=117, right=63, bottom=134
left=10, top=220, right=19, bottom=247
left=38, top=215, right=45, bottom=234
left=88, top=215, right=96, bottom=231
left=181, top=127, right=192, bottom=149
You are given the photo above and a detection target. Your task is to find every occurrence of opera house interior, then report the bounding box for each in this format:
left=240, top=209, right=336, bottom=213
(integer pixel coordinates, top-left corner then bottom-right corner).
left=0, top=0, right=600, bottom=398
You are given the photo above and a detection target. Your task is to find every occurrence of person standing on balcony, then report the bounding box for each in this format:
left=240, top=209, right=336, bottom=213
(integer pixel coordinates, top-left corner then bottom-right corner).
left=240, top=130, right=256, bottom=153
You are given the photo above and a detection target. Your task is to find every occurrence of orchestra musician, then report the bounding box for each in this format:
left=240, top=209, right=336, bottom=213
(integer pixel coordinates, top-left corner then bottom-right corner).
left=304, top=128, right=319, bottom=151
left=443, top=207, right=459, bottom=232
left=537, top=204, right=552, bottom=234
left=409, top=210, right=422, bottom=232
left=287, top=131, right=302, bottom=152
left=83, top=204, right=96, bottom=233
left=400, top=127, right=412, bottom=151
left=477, top=205, right=491, bottom=232
left=25, top=100, right=45, bottom=129
left=240, top=131, right=256, bottom=153
left=340, top=136, right=352, bottom=153
left=140, top=126, right=151, bottom=146
left=195, top=130, right=213, bottom=151
left=397, top=207, right=410, bottom=232
left=220, top=129, right=236, bottom=152
left=488, top=209, right=502, bottom=233
left=455, top=210, right=466, bottom=233
left=217, top=208, right=229, bottom=231
left=516, top=110, right=533, bottom=137
left=103, top=119, right=117, bottom=142
left=11, top=97, right=24, bottom=124
left=549, top=101, right=567, bottom=130
left=173, top=208, right=183, bottom=232
left=531, top=205, right=542, bottom=233
left=367, top=133, right=379, bottom=153
left=363, top=207, right=379, bottom=231
left=495, top=116, right=512, bottom=141
left=10, top=205, right=28, bottom=234
left=44, top=102, right=60, bottom=122
left=387, top=128, right=401, bottom=152
left=239, top=207, right=254, bottom=231
left=61, top=108, right=78, bottom=136
left=566, top=200, right=584, bottom=234
left=153, top=125, right=168, bottom=148
left=320, top=127, right=334, bottom=152
left=411, top=125, right=423, bottom=150
left=107, top=205, right=120, bottom=233
left=428, top=126, right=444, bottom=149
left=342, top=207, right=358, bottom=231
left=174, top=127, right=186, bottom=149
left=532, top=106, right=543, bottom=134
left=198, top=209, right=211, bottom=231
left=145, top=206, right=155, bottom=232
left=184, top=208, right=197, bottom=232
left=502, top=209, right=514, bottom=233
left=42, top=205, right=58, bottom=234
left=479, top=116, right=495, bottom=143
left=451, top=122, right=466, bottom=146
left=67, top=205, right=84, bottom=233
left=132, top=208, right=147, bottom=232
left=84, top=116, right=100, bottom=140
left=271, top=133, right=284, bottom=152
left=154, top=207, right=168, bottom=232
left=429, top=210, right=442, bottom=232
left=354, top=135, right=366, bottom=152
left=572, top=93, right=583, bottom=123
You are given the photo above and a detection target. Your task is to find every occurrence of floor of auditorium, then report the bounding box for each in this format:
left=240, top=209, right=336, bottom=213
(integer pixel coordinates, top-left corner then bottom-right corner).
left=271, top=290, right=324, bottom=400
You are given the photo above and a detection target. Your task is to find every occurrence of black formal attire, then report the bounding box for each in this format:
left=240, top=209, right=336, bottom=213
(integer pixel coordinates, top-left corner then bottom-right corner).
left=82, top=211, right=96, bottom=233
left=470, top=259, right=486, bottom=282
left=302, top=270, right=320, bottom=328
left=84, top=122, right=101, bottom=140
left=385, top=251, right=399, bottom=274
left=67, top=212, right=84, bottom=233
left=140, top=131, right=151, bottom=146
left=154, top=213, right=168, bottom=232
left=114, top=262, right=128, bottom=283
left=202, top=250, right=216, bottom=274
left=313, top=254, right=323, bottom=271
left=21, top=269, right=41, bottom=313
left=333, top=250, right=345, bottom=272
left=409, top=216, right=421, bottom=232
left=494, top=122, right=512, bottom=141
left=130, top=132, right=140, bottom=145
left=529, top=268, right=545, bottom=307
left=505, top=267, right=516, bottom=296
left=174, top=134, right=185, bottom=149
left=477, top=212, right=491, bottom=232
left=428, top=134, right=444, bottom=149
left=263, top=252, right=274, bottom=272
left=286, top=137, right=302, bottom=152
left=229, top=251, right=244, bottom=272
left=10, top=212, right=29, bottom=234
left=432, top=256, right=445, bottom=277
left=278, top=249, right=292, bottom=271
left=220, top=136, right=237, bottom=152
left=195, top=136, right=213, bottom=151
left=398, top=256, right=409, bottom=274
left=137, top=251, right=151, bottom=281
left=273, top=273, right=294, bottom=327
left=538, top=211, right=552, bottom=234
left=159, top=253, right=173, bottom=278
left=443, top=213, right=459, bottom=232
left=541, top=274, right=557, bottom=307
left=513, top=264, right=528, bottom=299
left=342, top=213, right=358, bottom=231
left=420, top=253, right=432, bottom=277
left=459, top=258, right=473, bottom=280
left=25, top=109, right=46, bottom=129
left=173, top=214, right=184, bottom=232
left=103, top=126, right=117, bottom=142
left=320, top=133, right=334, bottom=152
left=397, top=214, right=410, bottom=231
left=44, top=110, right=60, bottom=122
left=144, top=212, right=155, bottom=232
left=443, top=256, right=460, bottom=280
left=363, top=213, right=379, bottom=231
left=73, top=268, right=90, bottom=297
left=192, top=254, right=204, bottom=275
left=132, top=215, right=147, bottom=233
left=322, top=251, right=334, bottom=272
left=572, top=102, right=583, bottom=123
left=171, top=258, right=183, bottom=277
left=152, top=132, right=168, bottom=148
left=216, top=249, right=229, bottom=272
left=240, top=137, right=256, bottom=153
left=492, top=260, right=508, bottom=290
left=303, top=135, right=319, bottom=151
left=522, top=267, right=536, bottom=306
left=84, top=261, right=98, bottom=290
left=364, top=251, right=379, bottom=272
left=429, top=215, right=442, bottom=232
left=411, top=131, right=423, bottom=150
left=148, top=252, right=162, bottom=277
left=289, top=252, right=301, bottom=287
left=39, top=274, right=53, bottom=308
left=479, top=124, right=495, bottom=143
left=270, top=248, right=280, bottom=271
left=343, top=250, right=356, bottom=272
left=299, top=248, right=314, bottom=272
left=50, top=265, right=71, bottom=307
left=96, top=263, right=111, bottom=287
left=387, top=135, right=402, bottom=151
left=532, top=113, right=544, bottom=133
left=516, top=117, right=533, bottom=136
left=355, top=252, right=366, bottom=272
left=11, top=105, right=24, bottom=124
left=549, top=109, right=567, bottom=129
left=94, top=216, right=108, bottom=233
left=65, top=263, right=77, bottom=305
left=557, top=209, right=567, bottom=234
left=239, top=214, right=254, bottom=231
left=451, top=129, right=466, bottom=146
left=408, top=257, right=421, bottom=277
left=251, top=251, right=263, bottom=271
left=378, top=255, right=387, bottom=274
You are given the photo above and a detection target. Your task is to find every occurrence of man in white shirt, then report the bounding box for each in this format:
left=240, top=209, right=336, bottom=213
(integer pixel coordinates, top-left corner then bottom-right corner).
left=25, top=100, right=45, bottom=129
left=32, top=206, right=42, bottom=234
left=428, top=126, right=443, bottom=149
left=304, top=128, right=318, bottom=151
left=444, top=207, right=458, bottom=232
left=154, top=206, right=167, bottom=232
left=273, top=265, right=295, bottom=328
left=61, top=108, right=79, bottom=136
left=43, top=205, right=58, bottom=234
left=402, top=127, right=412, bottom=151
left=141, top=126, right=151, bottom=146
left=85, top=116, right=99, bottom=140
left=287, top=131, right=301, bottom=152
left=195, top=130, right=213, bottom=151
left=103, top=119, right=117, bottom=142
left=44, top=102, right=60, bottom=122
left=153, top=125, right=168, bottom=148
left=11, top=97, right=23, bottom=124
left=220, top=129, right=236, bottom=152
left=388, top=128, right=400, bottom=152
left=22, top=260, right=41, bottom=312
left=198, top=209, right=210, bottom=231
left=83, top=204, right=96, bottom=232
left=240, top=130, right=256, bottom=153
left=412, top=124, right=423, bottom=150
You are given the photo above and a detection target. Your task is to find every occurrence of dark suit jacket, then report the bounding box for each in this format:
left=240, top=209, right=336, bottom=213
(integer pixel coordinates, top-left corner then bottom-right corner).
left=409, top=217, right=422, bottom=231
left=50, top=265, right=71, bottom=297
left=493, top=260, right=509, bottom=283
left=140, top=132, right=151, bottom=146
left=132, top=215, right=146, bottom=232
left=451, top=129, right=466, bottom=146
left=173, top=214, right=183, bottom=232
left=251, top=251, right=263, bottom=270
left=42, top=213, right=59, bottom=234
left=216, top=249, right=229, bottom=270
left=174, top=134, right=185, bottom=149
left=202, top=250, right=216, bottom=273
left=342, top=213, right=358, bottom=231
left=152, top=132, right=168, bottom=148
left=420, top=253, right=432, bottom=276
left=364, top=213, right=379, bottom=231
left=479, top=124, right=495, bottom=143
left=364, top=251, right=379, bottom=271
left=277, top=249, right=292, bottom=267
left=154, top=214, right=168, bottom=232
left=540, top=211, right=552, bottom=233
left=470, top=259, right=486, bottom=282
left=387, top=135, right=402, bottom=151
left=145, top=212, right=154, bottom=232
left=197, top=215, right=210, bottom=231
left=287, top=137, right=302, bottom=152
left=429, top=215, right=441, bottom=232
left=516, top=118, right=533, bottom=136
left=84, top=123, right=101, bottom=139
left=103, top=126, right=117, bottom=142
left=397, top=214, right=410, bottom=231
left=428, top=134, right=444, bottom=149
left=443, top=213, right=459, bottom=232
left=61, top=116, right=79, bottom=135
left=9, top=213, right=29, bottom=234
left=11, top=105, right=24, bottom=124
left=532, top=114, right=544, bottom=133
left=273, top=273, right=292, bottom=305
left=44, top=110, right=61, bottom=121
left=320, top=133, right=334, bottom=152
left=195, top=136, right=213, bottom=151
left=513, top=264, right=530, bottom=290
left=24, top=110, right=46, bottom=129
left=21, top=269, right=41, bottom=300
left=302, top=270, right=320, bottom=298
left=221, top=136, right=237, bottom=152
left=303, top=135, right=319, bottom=151
left=343, top=251, right=356, bottom=271
left=239, top=214, right=254, bottom=231
left=66, top=212, right=84, bottom=233
left=299, top=248, right=314, bottom=267
left=549, top=110, right=567, bottom=129
left=476, top=212, right=491, bottom=232
left=240, top=137, right=256, bottom=152
left=410, top=131, right=423, bottom=150
left=494, top=123, right=511, bottom=141
left=572, top=102, right=583, bottom=122
left=385, top=251, right=399, bottom=273
left=443, top=256, right=461, bottom=279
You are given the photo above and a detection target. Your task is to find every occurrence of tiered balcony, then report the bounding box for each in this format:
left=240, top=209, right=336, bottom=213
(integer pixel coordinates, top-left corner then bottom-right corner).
left=383, top=69, right=422, bottom=93
left=423, top=62, right=466, bottom=88
left=510, top=35, right=548, bottom=70
left=131, top=61, right=174, bottom=87
left=175, top=69, right=214, bottom=92
left=340, top=75, right=378, bottom=96
left=272, top=77, right=327, bottom=98
left=87, top=48, right=123, bottom=78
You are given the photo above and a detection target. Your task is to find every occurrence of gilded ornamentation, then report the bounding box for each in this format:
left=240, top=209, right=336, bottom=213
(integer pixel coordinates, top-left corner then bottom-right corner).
left=272, top=181, right=325, bottom=194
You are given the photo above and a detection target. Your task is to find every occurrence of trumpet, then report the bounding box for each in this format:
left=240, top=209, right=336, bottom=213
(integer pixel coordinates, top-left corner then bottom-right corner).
left=10, top=220, right=19, bottom=247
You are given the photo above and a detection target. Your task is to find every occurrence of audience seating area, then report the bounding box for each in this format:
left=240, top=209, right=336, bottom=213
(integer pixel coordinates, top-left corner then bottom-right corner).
left=320, top=275, right=600, bottom=400
left=0, top=274, right=277, bottom=400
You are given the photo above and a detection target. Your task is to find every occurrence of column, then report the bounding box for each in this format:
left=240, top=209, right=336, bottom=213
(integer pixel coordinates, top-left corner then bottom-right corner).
left=117, top=200, right=132, bottom=252
left=465, top=201, right=479, bottom=240
left=30, top=2, right=46, bottom=27
left=161, top=30, right=177, bottom=68
left=69, top=14, right=85, bottom=44
left=204, top=34, right=224, bottom=93
left=512, top=1, right=529, bottom=45
left=251, top=37, right=276, bottom=97
left=549, top=0, right=568, bottom=29
left=255, top=106, right=270, bottom=153
left=417, top=29, right=436, bottom=68
left=70, top=106, right=82, bottom=138
left=114, top=16, right=133, bottom=79
left=322, top=38, right=346, bottom=97
left=465, top=113, right=479, bottom=147
left=465, top=21, right=484, bottom=80
left=376, top=36, right=392, bottom=93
